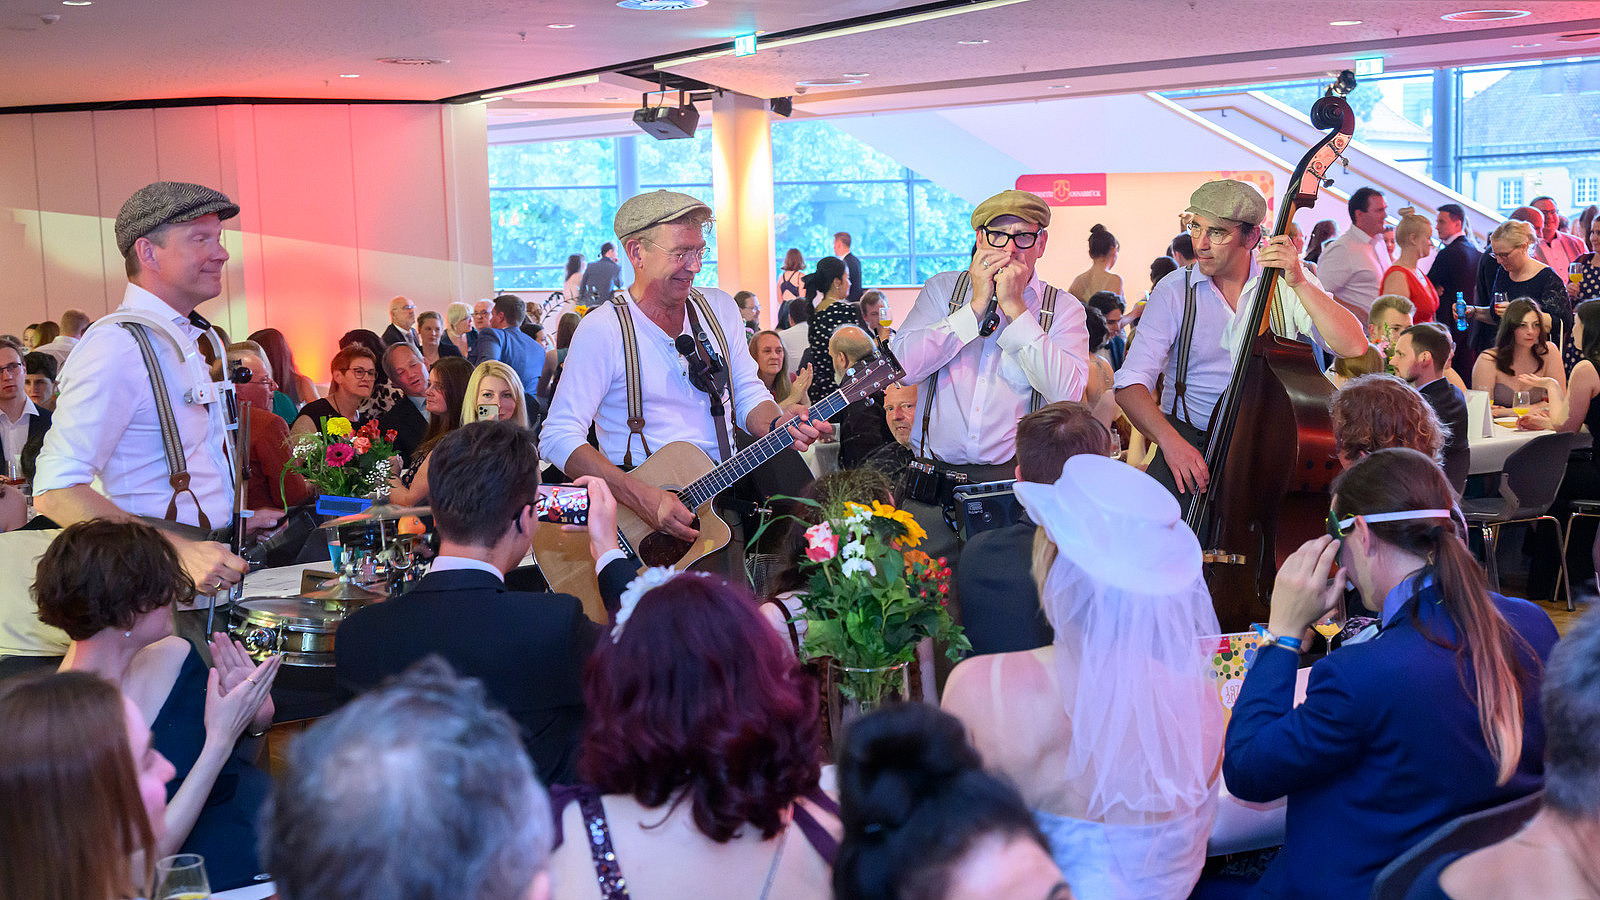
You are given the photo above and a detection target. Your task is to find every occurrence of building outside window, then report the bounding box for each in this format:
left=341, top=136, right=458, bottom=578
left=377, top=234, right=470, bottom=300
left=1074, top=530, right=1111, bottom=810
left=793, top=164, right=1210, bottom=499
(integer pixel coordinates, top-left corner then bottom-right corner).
left=1498, top=177, right=1524, bottom=210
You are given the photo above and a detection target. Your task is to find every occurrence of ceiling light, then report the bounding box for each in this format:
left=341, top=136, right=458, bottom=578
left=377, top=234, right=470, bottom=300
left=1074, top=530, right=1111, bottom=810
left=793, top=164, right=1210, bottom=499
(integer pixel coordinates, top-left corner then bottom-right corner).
left=339, top=73, right=360, bottom=78
left=1510, top=42, right=1541, bottom=48
left=547, top=23, right=576, bottom=29
left=1557, top=31, right=1600, bottom=42
left=1264, top=65, right=1279, bottom=70
left=61, top=1, right=92, bottom=5
left=796, top=78, right=862, bottom=88
left=842, top=72, right=869, bottom=78
left=599, top=96, right=621, bottom=101
left=1046, top=84, right=1069, bottom=89
left=1440, top=9, right=1530, bottom=21
left=957, top=39, right=989, bottom=45
left=481, top=74, right=601, bottom=100
left=378, top=57, right=450, bottom=66
left=617, top=0, right=708, bottom=9
left=1329, top=20, right=1362, bottom=26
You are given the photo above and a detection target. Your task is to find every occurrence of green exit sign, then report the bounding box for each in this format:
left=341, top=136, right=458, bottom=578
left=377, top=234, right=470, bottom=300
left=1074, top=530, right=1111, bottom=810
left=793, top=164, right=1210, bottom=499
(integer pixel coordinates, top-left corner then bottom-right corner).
left=734, top=33, right=757, bottom=57
left=1355, top=57, right=1384, bottom=76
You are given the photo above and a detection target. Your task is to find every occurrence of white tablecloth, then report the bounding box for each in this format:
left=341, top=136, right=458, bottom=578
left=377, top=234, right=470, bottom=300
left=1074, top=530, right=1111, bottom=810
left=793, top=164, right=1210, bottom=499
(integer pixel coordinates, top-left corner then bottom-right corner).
left=214, top=882, right=275, bottom=899
left=1468, top=422, right=1591, bottom=475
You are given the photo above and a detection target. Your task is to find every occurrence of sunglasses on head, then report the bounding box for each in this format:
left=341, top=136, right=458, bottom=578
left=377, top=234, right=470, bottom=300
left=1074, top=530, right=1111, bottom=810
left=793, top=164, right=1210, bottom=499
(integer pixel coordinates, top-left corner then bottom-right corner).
left=1326, top=508, right=1456, bottom=540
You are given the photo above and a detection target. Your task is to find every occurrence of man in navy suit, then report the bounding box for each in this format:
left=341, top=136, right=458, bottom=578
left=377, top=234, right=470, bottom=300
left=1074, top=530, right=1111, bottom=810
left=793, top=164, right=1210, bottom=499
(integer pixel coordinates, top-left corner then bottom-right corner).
left=335, top=420, right=638, bottom=785
left=1392, top=323, right=1470, bottom=495
left=469, top=294, right=544, bottom=396
left=956, top=401, right=1111, bottom=656
left=1426, top=203, right=1483, bottom=378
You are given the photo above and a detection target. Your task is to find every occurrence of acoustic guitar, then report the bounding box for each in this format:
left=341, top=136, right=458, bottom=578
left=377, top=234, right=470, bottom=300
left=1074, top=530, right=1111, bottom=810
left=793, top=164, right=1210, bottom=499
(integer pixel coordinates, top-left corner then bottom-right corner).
left=535, top=349, right=906, bottom=622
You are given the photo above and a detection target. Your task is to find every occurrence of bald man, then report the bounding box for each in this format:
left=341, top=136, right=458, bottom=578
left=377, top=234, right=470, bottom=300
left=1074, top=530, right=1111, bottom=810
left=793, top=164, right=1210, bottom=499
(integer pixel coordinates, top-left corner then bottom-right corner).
left=383, top=296, right=419, bottom=347
left=830, top=325, right=896, bottom=469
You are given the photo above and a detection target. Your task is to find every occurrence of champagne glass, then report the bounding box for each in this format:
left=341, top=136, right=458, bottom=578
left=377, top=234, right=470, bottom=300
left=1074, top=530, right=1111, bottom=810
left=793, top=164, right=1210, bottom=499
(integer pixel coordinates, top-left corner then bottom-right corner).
left=1512, top=390, right=1532, bottom=419
left=1572, top=260, right=1585, bottom=285
left=152, top=853, right=210, bottom=900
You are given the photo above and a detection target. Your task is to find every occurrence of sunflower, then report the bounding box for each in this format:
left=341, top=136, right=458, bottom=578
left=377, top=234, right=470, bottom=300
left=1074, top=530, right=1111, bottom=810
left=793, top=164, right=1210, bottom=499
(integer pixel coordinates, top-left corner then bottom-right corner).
left=871, top=501, right=926, bottom=549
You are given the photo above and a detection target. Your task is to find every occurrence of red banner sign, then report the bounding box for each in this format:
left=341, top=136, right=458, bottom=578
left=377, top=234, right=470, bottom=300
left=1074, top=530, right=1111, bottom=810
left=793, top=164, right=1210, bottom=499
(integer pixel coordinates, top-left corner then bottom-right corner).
left=1014, top=173, right=1108, bottom=207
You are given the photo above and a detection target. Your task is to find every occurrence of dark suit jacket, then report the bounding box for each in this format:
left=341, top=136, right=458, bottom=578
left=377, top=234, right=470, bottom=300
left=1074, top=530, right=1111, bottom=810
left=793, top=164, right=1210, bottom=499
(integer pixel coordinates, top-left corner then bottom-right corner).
left=843, top=252, right=864, bottom=301
left=956, top=515, right=1053, bottom=655
left=1473, top=250, right=1506, bottom=353
left=579, top=257, right=622, bottom=303
left=1420, top=377, right=1470, bottom=495
left=438, top=336, right=463, bottom=358
left=335, top=557, right=635, bottom=785
left=470, top=326, right=545, bottom=394
left=836, top=391, right=896, bottom=471
left=1429, top=235, right=1486, bottom=370
left=21, top=406, right=51, bottom=481
left=377, top=396, right=429, bottom=468
left=382, top=323, right=417, bottom=347
left=1224, top=587, right=1557, bottom=900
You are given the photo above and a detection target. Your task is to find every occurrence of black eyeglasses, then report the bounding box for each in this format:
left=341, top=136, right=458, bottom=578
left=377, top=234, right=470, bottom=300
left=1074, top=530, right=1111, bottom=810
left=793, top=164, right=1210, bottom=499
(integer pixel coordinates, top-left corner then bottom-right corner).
left=0, top=362, right=22, bottom=377
left=982, top=228, right=1041, bottom=249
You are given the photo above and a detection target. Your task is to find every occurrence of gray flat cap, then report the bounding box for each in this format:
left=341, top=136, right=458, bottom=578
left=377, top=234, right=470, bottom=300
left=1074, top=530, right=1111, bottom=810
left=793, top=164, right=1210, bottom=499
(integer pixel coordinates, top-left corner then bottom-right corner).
left=613, top=189, right=711, bottom=240
left=1184, top=179, right=1267, bottom=228
left=115, top=181, right=240, bottom=256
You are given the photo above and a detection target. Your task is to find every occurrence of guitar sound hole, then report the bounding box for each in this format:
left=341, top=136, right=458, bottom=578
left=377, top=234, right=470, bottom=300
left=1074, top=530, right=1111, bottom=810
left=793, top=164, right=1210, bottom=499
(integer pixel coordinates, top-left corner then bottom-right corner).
left=639, top=516, right=700, bottom=567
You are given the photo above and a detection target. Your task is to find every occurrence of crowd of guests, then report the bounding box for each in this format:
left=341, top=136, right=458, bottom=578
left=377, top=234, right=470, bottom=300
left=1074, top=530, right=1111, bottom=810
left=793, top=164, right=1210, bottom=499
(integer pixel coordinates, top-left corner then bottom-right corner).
left=5, top=185, right=1600, bottom=900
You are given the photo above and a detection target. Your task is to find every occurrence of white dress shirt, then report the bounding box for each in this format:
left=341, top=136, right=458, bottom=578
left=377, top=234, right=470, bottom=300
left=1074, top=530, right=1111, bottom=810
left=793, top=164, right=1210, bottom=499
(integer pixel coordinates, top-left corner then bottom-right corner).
left=34, top=284, right=234, bottom=528
left=31, top=335, right=77, bottom=371
left=1316, top=226, right=1391, bottom=315
left=427, top=555, right=505, bottom=581
left=0, top=397, right=39, bottom=477
left=542, top=287, right=774, bottom=470
left=778, top=321, right=809, bottom=380
left=1114, top=262, right=1325, bottom=430
left=888, top=271, right=1089, bottom=465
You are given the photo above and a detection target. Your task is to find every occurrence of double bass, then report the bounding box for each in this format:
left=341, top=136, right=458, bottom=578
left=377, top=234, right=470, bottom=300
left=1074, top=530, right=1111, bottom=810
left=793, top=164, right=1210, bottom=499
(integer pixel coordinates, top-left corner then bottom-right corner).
left=1185, top=72, right=1357, bottom=633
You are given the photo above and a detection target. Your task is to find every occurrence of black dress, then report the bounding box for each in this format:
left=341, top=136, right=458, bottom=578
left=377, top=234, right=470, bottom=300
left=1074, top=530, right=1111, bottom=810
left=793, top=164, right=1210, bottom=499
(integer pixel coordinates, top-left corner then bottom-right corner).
left=151, top=647, right=272, bottom=891
left=292, top=397, right=370, bottom=433
left=806, top=300, right=862, bottom=404
left=1493, top=266, right=1575, bottom=370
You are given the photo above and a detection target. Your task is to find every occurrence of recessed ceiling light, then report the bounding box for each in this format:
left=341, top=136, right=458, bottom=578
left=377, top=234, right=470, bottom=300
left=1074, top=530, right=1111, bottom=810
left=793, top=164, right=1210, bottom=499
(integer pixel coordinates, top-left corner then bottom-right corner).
left=1046, top=84, right=1069, bottom=89
left=957, top=38, right=989, bottom=45
left=547, top=23, right=575, bottom=29
left=796, top=78, right=862, bottom=88
left=1510, top=42, right=1541, bottom=48
left=378, top=57, right=450, bottom=66
left=61, top=1, right=92, bottom=5
left=1264, top=65, right=1280, bottom=70
left=842, top=72, right=869, bottom=78
left=616, top=0, right=708, bottom=10
left=1329, top=19, right=1362, bottom=26
left=1440, top=9, right=1531, bottom=21
left=339, top=73, right=360, bottom=78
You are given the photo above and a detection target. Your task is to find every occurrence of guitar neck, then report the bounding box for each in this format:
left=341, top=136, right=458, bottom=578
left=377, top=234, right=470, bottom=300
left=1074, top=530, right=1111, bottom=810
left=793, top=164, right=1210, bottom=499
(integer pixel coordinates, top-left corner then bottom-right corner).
left=679, top=391, right=850, bottom=509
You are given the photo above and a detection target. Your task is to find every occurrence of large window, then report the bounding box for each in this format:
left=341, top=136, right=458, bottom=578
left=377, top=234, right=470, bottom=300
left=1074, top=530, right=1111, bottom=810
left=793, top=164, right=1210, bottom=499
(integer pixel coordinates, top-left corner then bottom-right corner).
left=771, top=120, right=971, bottom=286
left=488, top=131, right=715, bottom=291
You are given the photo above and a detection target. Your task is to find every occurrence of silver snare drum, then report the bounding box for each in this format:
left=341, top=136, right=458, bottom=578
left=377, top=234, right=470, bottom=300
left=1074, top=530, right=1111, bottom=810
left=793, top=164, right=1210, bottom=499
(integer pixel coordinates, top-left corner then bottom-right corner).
left=229, top=598, right=350, bottom=668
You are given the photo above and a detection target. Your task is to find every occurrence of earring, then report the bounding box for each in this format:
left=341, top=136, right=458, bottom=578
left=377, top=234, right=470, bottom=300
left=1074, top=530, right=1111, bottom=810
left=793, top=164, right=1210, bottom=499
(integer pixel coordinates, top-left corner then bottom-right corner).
left=125, top=630, right=132, bottom=638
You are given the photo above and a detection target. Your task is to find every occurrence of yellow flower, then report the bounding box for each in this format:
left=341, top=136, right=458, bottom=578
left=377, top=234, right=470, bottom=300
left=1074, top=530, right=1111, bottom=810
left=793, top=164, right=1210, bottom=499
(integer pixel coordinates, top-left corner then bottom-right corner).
left=325, top=417, right=353, bottom=437
left=872, top=501, right=926, bottom=549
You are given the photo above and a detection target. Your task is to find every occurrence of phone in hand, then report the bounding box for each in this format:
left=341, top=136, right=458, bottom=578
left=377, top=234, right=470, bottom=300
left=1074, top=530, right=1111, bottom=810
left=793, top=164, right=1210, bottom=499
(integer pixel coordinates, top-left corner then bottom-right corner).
left=476, top=403, right=498, bottom=422
left=535, top=484, right=589, bottom=526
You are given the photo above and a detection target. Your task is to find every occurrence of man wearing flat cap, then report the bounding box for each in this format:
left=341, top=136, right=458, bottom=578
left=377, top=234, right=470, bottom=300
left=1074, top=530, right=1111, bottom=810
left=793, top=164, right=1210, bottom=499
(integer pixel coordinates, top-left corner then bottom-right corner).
left=34, top=180, right=275, bottom=596
left=1114, top=179, right=1368, bottom=502
left=542, top=189, right=829, bottom=547
left=888, top=188, right=1089, bottom=561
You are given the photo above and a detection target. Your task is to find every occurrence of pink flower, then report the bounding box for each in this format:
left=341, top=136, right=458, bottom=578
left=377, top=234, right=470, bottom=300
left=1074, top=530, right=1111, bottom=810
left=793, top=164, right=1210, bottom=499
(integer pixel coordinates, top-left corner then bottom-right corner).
left=804, top=522, right=838, bottom=562
left=351, top=436, right=371, bottom=454
left=325, top=443, right=356, bottom=467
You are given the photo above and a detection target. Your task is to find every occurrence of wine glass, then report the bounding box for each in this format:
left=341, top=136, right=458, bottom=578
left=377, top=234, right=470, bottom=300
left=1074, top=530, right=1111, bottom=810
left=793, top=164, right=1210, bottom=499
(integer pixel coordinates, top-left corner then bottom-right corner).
left=1512, top=390, right=1532, bottom=419
left=152, top=853, right=210, bottom=900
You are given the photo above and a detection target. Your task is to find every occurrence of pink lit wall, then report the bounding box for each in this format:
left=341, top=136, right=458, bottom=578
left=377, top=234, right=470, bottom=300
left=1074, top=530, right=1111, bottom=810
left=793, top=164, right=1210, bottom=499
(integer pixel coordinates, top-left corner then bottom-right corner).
left=0, top=103, right=492, bottom=377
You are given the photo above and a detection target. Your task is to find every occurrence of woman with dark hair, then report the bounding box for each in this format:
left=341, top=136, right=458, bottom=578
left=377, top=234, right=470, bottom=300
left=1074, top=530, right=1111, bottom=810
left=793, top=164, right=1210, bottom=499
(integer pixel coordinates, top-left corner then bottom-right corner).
left=777, top=248, right=806, bottom=328
left=1471, top=297, right=1567, bottom=420
left=42, top=520, right=280, bottom=891
left=564, top=253, right=586, bottom=302
left=1525, top=299, right=1600, bottom=605
left=538, top=311, right=583, bottom=404
left=802, top=256, right=857, bottom=404
left=1067, top=224, right=1122, bottom=301
left=290, top=344, right=378, bottom=439
left=387, top=355, right=473, bottom=506
left=248, top=326, right=320, bottom=410
left=0, top=671, right=176, bottom=900
left=340, top=328, right=404, bottom=416
left=1304, top=219, right=1338, bottom=265
left=549, top=571, right=839, bottom=899
left=834, top=703, right=1069, bottom=900
left=1224, top=448, right=1559, bottom=900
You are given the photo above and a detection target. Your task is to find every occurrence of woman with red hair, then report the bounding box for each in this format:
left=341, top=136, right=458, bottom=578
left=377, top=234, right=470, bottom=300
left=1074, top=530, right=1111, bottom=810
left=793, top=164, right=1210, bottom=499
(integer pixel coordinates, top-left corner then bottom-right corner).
left=548, top=571, right=839, bottom=900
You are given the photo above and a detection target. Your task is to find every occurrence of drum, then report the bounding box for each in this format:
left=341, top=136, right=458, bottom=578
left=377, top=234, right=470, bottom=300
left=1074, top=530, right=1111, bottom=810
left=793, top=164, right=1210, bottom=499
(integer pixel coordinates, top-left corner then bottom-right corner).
left=229, top=598, right=350, bottom=668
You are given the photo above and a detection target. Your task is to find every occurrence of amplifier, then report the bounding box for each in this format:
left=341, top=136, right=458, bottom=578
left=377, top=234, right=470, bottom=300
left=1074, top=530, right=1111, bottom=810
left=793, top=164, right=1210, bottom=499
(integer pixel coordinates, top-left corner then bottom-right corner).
left=952, top=479, right=1022, bottom=541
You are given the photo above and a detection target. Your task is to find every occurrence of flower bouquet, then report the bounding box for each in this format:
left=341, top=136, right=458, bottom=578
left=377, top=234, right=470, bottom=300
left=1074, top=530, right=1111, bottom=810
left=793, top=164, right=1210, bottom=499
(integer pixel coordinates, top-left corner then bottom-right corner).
left=794, top=499, right=969, bottom=709
left=284, top=417, right=398, bottom=500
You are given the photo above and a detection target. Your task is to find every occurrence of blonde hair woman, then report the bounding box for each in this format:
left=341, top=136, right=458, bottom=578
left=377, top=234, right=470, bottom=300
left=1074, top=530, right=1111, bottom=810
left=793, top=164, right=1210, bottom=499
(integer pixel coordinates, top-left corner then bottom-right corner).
left=463, top=360, right=530, bottom=428
left=1380, top=213, right=1441, bottom=324
left=1489, top=218, right=1576, bottom=369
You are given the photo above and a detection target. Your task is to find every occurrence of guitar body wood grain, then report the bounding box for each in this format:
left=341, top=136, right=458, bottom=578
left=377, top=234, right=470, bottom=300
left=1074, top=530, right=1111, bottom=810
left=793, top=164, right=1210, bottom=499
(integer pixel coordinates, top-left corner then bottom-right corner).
left=618, top=441, right=732, bottom=567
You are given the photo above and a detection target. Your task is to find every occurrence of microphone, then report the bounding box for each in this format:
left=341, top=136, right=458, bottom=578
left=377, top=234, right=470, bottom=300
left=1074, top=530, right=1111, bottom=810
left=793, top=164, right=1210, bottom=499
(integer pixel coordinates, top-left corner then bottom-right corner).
left=979, top=302, right=1002, bottom=337
left=674, top=334, right=698, bottom=357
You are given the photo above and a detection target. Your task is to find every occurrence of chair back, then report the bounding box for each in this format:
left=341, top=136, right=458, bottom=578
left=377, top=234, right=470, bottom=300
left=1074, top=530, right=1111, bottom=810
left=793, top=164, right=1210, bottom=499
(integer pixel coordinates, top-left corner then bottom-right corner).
left=1496, top=432, right=1575, bottom=521
left=1370, top=790, right=1543, bottom=900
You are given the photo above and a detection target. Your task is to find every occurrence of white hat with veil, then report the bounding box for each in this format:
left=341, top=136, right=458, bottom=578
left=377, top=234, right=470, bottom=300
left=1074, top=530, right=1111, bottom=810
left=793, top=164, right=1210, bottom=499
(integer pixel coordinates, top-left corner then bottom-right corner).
left=1013, top=454, right=1224, bottom=825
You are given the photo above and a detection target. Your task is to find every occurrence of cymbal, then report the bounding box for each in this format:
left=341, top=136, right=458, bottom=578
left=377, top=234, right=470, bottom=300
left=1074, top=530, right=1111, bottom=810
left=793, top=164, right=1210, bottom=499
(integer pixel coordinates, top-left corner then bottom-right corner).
left=325, top=504, right=431, bottom=528
left=301, top=579, right=387, bottom=603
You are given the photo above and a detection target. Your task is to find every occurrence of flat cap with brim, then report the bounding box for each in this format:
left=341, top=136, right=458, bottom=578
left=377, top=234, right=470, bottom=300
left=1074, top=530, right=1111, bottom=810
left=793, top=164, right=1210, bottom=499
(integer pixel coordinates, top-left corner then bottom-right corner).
left=970, top=189, right=1051, bottom=230
left=1184, top=179, right=1267, bottom=228
left=613, top=189, right=712, bottom=240
left=115, top=181, right=240, bottom=257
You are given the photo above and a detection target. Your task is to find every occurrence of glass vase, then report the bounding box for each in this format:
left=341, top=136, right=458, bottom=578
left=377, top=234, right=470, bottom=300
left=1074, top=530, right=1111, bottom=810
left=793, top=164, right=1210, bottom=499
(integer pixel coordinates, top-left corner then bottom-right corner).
left=827, top=660, right=912, bottom=749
